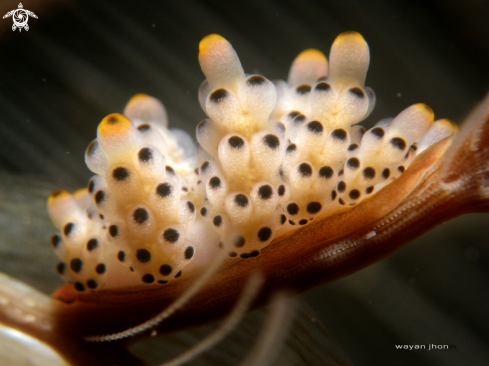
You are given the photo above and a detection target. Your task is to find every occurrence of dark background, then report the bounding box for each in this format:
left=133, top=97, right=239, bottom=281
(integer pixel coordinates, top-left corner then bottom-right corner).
left=0, top=1, right=488, bottom=365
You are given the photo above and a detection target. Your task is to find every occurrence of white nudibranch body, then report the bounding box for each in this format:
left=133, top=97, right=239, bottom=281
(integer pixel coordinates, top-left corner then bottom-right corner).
left=48, top=32, right=458, bottom=291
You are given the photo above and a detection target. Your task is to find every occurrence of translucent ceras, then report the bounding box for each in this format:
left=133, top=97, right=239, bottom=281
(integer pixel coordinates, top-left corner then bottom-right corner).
left=0, top=31, right=487, bottom=366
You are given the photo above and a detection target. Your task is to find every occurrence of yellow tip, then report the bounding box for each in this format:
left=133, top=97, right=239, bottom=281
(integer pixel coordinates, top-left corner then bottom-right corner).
left=437, top=118, right=459, bottom=133
left=48, top=190, right=70, bottom=204
left=296, top=49, right=327, bottom=62
left=98, top=113, right=132, bottom=137
left=415, top=103, right=435, bottom=121
left=127, top=93, right=150, bottom=104
left=335, top=31, right=365, bottom=44
left=199, top=34, right=227, bottom=57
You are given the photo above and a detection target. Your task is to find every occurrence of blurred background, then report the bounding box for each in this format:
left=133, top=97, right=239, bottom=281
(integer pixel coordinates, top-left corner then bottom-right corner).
left=0, top=1, right=488, bottom=365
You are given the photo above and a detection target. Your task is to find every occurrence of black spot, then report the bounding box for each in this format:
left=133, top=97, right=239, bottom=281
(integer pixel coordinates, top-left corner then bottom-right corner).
left=382, top=168, right=390, bottom=179
left=209, top=176, right=221, bottom=189
left=159, top=264, right=172, bottom=276
left=338, top=169, right=344, bottom=176
left=339, top=198, right=345, bottom=205
left=315, top=82, right=331, bottom=92
left=175, top=271, right=182, bottom=278
left=86, top=140, right=98, bottom=157
left=299, top=219, right=308, bottom=225
left=363, top=167, right=376, bottom=179
left=163, top=228, right=180, bottom=243
left=158, top=280, right=169, bottom=285
left=258, top=227, right=272, bottom=242
left=197, top=180, right=202, bottom=185
left=247, top=75, right=266, bottom=86
left=166, top=166, right=175, bottom=175
left=182, top=187, right=188, bottom=192
left=349, top=87, right=365, bottom=98
left=286, top=143, right=297, bottom=153
left=349, top=190, right=361, bottom=200
left=200, top=207, right=207, bottom=217
left=288, top=111, right=300, bottom=119
left=240, top=253, right=250, bottom=259
left=263, top=134, right=280, bottom=149
left=347, top=158, right=360, bottom=169
left=228, top=252, right=238, bottom=258
left=74, top=282, right=85, bottom=292
left=138, top=147, right=153, bottom=162
left=96, top=263, right=106, bottom=274
left=278, top=185, right=285, bottom=196
left=156, top=183, right=172, bottom=198
left=294, top=114, right=306, bottom=124
left=289, top=220, right=296, bottom=225
left=109, top=225, right=118, bottom=237
left=213, top=215, right=222, bottom=227
left=118, top=250, right=126, bottom=262
left=130, top=267, right=134, bottom=272
left=142, top=274, right=155, bottom=284
left=184, top=246, right=195, bottom=259
left=133, top=208, right=149, bottom=224
left=51, top=235, right=61, bottom=248
left=331, top=190, right=337, bottom=200
left=298, top=163, right=312, bottom=177
left=201, top=161, right=210, bottom=173
left=371, top=127, right=385, bottom=138
left=296, top=84, right=311, bottom=94
left=99, top=214, right=104, bottom=220
left=234, top=194, right=249, bottom=207
left=316, top=76, right=327, bottom=82
left=87, top=280, right=98, bottom=289
left=287, top=203, right=299, bottom=215
left=258, top=185, right=273, bottom=199
left=331, top=129, right=347, bottom=141
left=307, top=202, right=322, bottom=214
left=398, top=166, right=405, bottom=173
left=137, top=124, right=151, bottom=132
left=366, top=186, right=374, bottom=194
left=210, top=88, right=228, bottom=103
left=112, top=167, right=129, bottom=181
left=56, top=262, right=65, bottom=275
left=390, top=137, right=407, bottom=151
left=250, top=250, right=259, bottom=257
left=194, top=168, right=199, bottom=175
left=218, top=242, right=224, bottom=249
left=70, top=258, right=83, bottom=273
left=136, top=249, right=151, bottom=263
left=307, top=121, right=323, bottom=134
left=95, top=190, right=105, bottom=204
left=234, top=236, right=245, bottom=248
left=348, top=143, right=359, bottom=151
left=88, top=180, right=95, bottom=193
left=228, top=136, right=244, bottom=148
left=187, top=201, right=195, bottom=213
left=337, top=181, right=346, bottom=193
left=64, top=223, right=74, bottom=236
left=281, top=214, right=287, bottom=225
left=411, top=144, right=418, bottom=151
left=319, top=166, right=334, bottom=179
left=87, top=238, right=98, bottom=251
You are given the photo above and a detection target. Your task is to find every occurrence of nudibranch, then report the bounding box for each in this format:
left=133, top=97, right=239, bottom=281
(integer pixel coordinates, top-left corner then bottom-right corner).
left=0, top=31, right=488, bottom=365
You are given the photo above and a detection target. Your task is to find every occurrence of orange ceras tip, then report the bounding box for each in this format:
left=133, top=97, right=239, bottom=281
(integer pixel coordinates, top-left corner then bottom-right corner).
left=97, top=113, right=132, bottom=137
